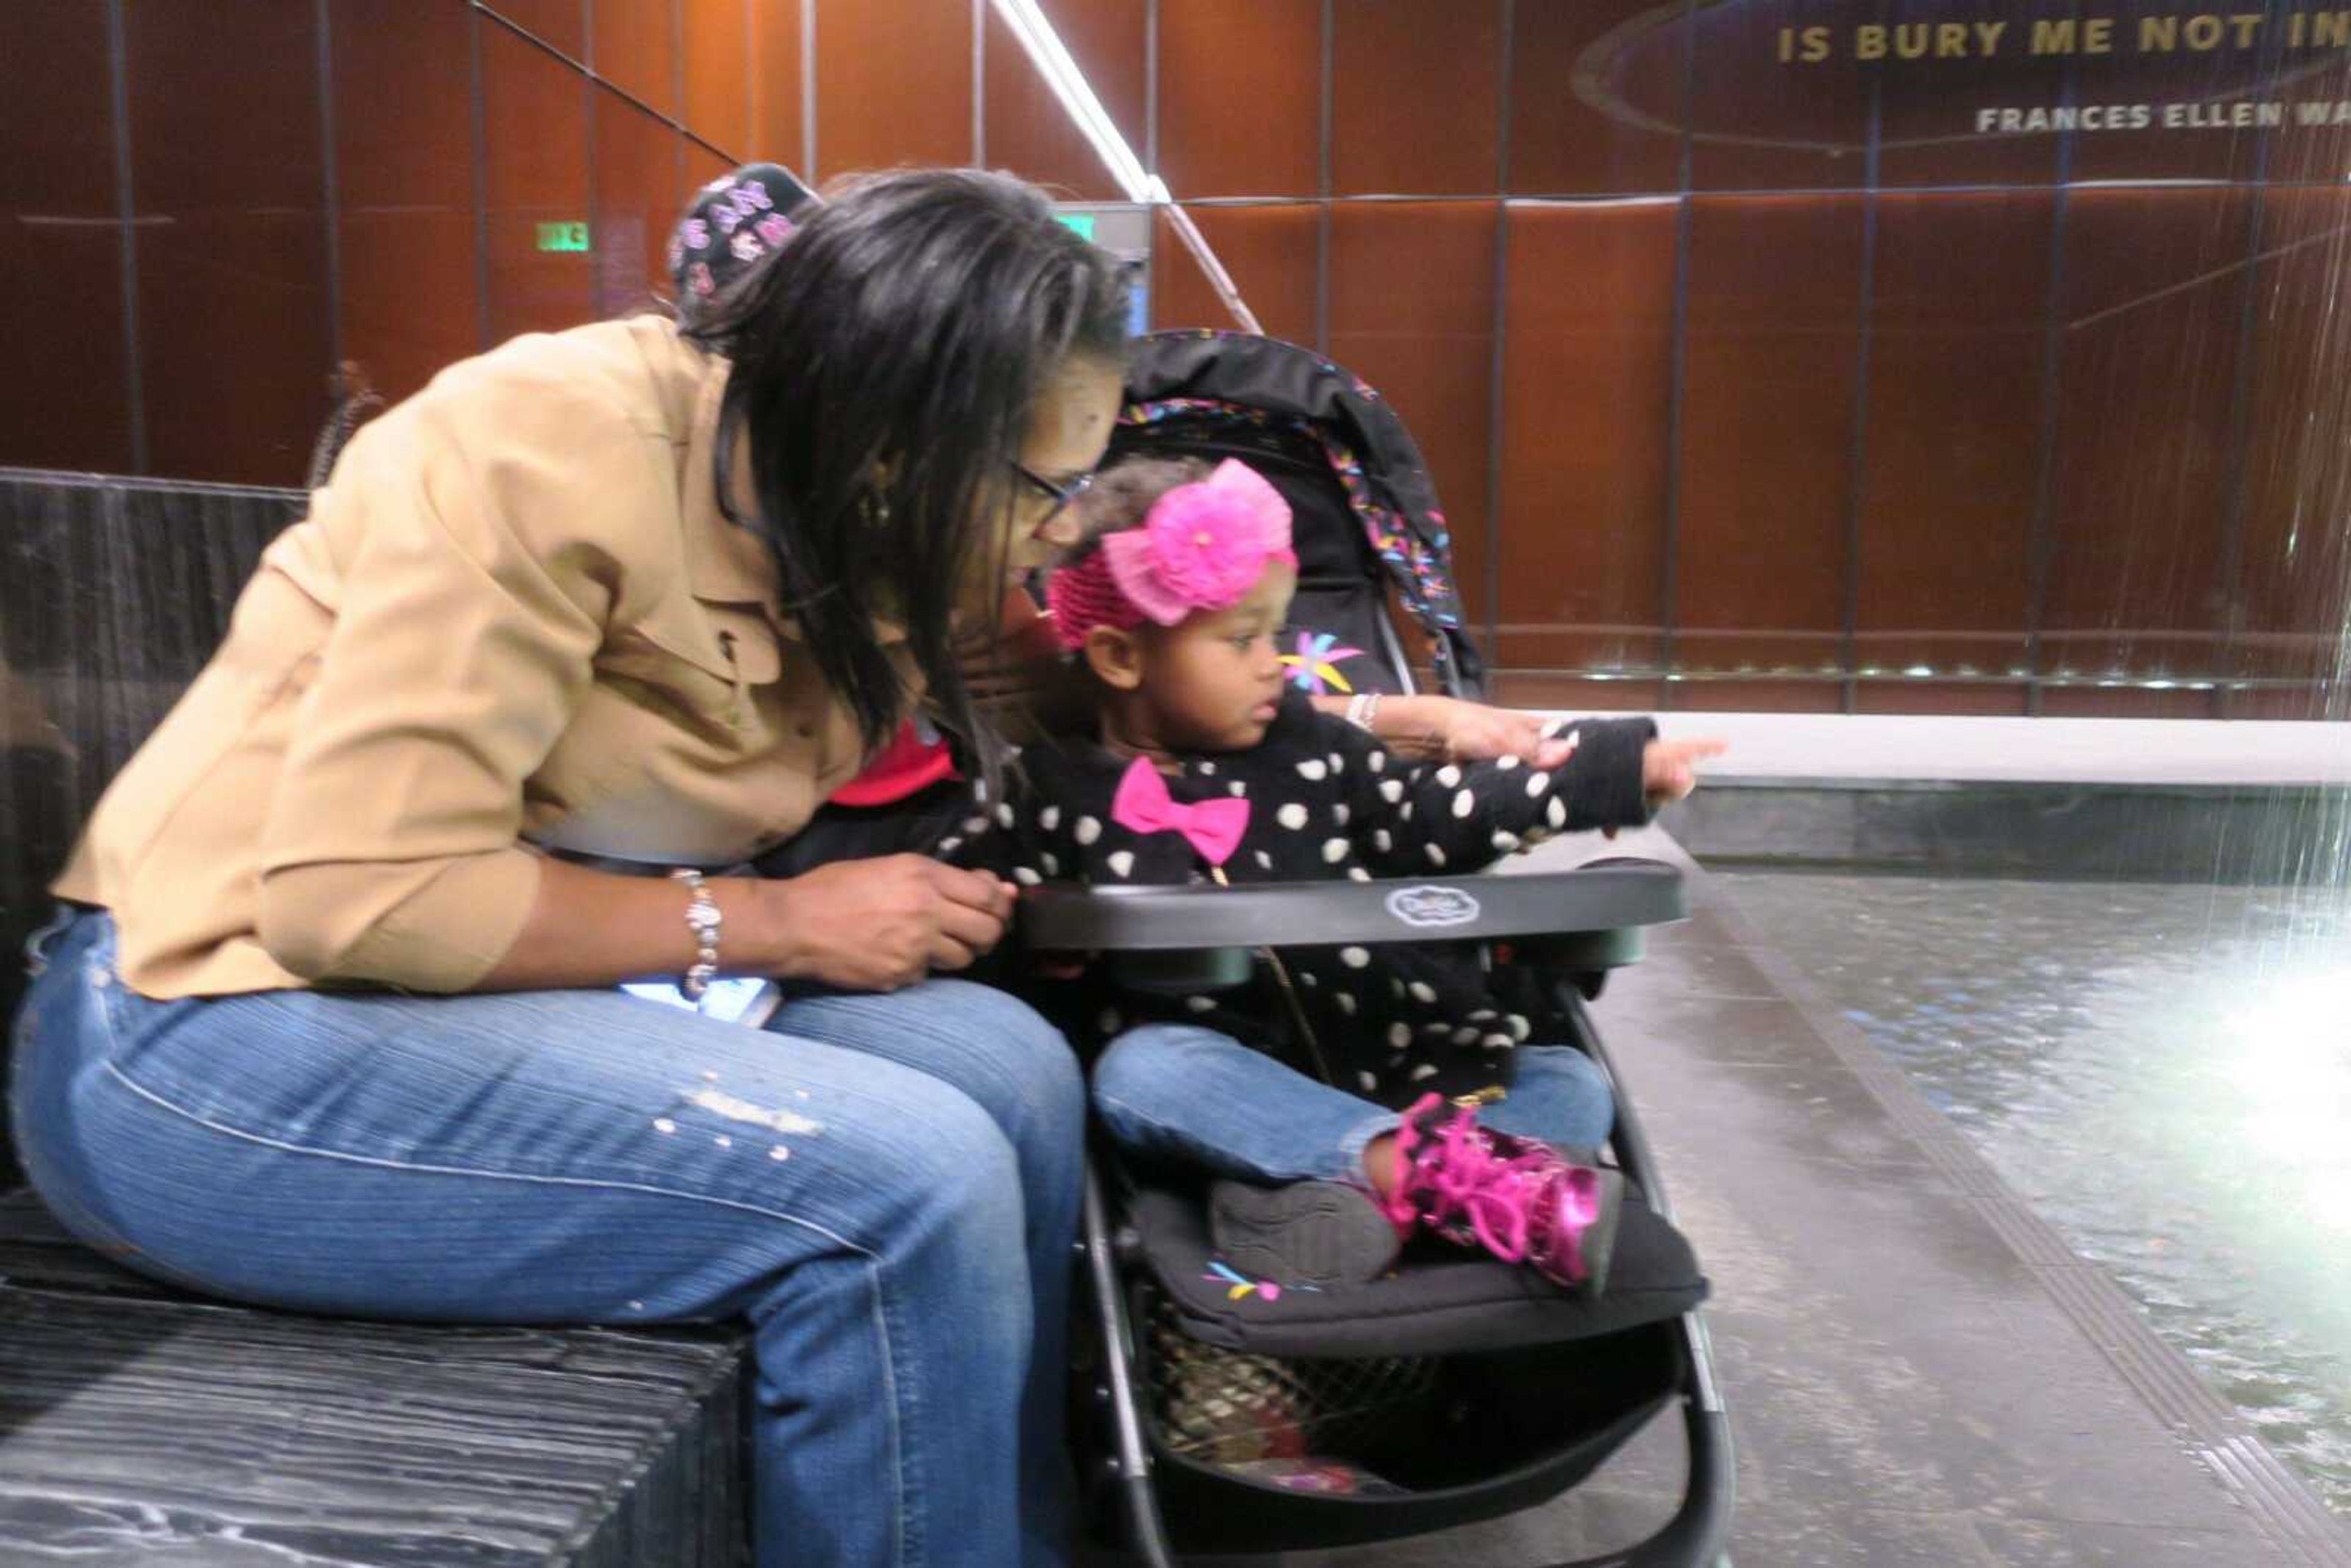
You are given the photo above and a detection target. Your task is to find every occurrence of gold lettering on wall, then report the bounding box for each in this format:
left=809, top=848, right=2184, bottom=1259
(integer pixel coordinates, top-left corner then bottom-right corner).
left=2031, top=18, right=2079, bottom=53
left=1775, top=10, right=2351, bottom=60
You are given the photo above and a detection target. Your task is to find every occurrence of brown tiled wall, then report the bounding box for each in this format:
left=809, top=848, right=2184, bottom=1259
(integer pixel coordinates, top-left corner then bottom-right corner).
left=3, top=0, right=2346, bottom=718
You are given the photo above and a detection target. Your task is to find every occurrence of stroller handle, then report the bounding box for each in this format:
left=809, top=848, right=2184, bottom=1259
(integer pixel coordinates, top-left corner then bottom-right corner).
left=1018, top=861, right=1686, bottom=953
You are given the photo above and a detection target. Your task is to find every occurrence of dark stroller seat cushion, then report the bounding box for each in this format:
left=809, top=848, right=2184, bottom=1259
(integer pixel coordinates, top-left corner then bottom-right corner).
left=1130, top=1184, right=1707, bottom=1359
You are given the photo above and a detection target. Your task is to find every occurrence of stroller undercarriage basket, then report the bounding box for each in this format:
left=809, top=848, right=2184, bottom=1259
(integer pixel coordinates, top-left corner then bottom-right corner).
left=1138, top=1306, right=1687, bottom=1542
left=1146, top=1296, right=1445, bottom=1476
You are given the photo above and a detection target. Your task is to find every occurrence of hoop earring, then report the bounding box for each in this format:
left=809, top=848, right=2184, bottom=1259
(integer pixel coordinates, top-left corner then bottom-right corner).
left=858, top=493, right=891, bottom=527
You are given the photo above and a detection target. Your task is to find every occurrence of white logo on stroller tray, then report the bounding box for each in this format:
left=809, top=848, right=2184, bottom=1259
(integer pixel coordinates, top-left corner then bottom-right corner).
left=1385, top=885, right=1481, bottom=929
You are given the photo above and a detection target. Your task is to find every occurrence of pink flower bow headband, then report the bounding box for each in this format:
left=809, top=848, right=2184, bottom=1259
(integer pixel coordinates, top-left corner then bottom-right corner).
left=1046, top=459, right=1295, bottom=650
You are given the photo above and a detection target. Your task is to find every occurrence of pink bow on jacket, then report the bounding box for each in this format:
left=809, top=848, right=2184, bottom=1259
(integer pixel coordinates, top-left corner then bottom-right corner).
left=1109, top=757, right=1251, bottom=867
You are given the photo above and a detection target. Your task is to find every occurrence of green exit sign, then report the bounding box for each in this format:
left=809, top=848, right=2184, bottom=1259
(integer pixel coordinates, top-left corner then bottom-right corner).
left=536, top=220, right=591, bottom=253
left=1055, top=212, right=1097, bottom=241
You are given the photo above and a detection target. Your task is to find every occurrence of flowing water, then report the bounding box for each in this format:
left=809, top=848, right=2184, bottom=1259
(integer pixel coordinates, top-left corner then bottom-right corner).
left=1717, top=866, right=2351, bottom=1515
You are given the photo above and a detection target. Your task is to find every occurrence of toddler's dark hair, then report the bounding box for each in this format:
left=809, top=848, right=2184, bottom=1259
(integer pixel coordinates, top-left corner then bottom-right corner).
left=1060, top=454, right=1212, bottom=566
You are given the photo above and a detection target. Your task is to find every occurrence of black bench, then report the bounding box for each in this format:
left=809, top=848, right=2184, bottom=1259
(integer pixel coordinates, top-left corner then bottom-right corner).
left=0, top=468, right=752, bottom=1565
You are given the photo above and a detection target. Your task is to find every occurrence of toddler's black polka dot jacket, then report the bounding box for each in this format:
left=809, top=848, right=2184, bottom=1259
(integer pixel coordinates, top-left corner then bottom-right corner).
left=940, top=692, right=1658, bottom=1107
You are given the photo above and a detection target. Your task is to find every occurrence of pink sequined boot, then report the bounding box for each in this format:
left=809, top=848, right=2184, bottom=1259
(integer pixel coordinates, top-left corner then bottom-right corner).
left=1380, top=1093, right=1625, bottom=1296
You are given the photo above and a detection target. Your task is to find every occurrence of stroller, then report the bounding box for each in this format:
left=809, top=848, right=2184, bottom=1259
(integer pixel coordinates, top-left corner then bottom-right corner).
left=1024, top=330, right=1734, bottom=1565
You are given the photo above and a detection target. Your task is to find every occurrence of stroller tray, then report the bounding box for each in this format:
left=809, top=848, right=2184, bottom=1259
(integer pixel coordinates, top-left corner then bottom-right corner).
left=1130, top=1185, right=1707, bottom=1359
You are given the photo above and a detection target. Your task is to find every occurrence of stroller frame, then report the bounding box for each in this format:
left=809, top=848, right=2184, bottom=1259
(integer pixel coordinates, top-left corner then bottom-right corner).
left=1033, top=332, right=1734, bottom=1566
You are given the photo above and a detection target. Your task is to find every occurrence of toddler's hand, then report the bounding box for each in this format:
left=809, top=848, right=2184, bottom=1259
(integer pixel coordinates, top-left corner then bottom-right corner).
left=1642, top=738, right=1727, bottom=808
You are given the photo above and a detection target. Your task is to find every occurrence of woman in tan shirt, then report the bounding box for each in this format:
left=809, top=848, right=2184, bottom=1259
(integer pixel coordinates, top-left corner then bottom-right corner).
left=14, top=167, right=1589, bottom=1566
left=17, top=170, right=1121, bottom=1568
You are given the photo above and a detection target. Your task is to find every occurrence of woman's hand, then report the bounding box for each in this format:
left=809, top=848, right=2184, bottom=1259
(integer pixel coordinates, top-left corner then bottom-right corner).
left=759, top=855, right=1014, bottom=991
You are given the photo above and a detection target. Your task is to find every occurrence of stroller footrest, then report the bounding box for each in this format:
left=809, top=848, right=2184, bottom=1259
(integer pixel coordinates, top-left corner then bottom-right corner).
left=1129, top=1186, right=1706, bottom=1360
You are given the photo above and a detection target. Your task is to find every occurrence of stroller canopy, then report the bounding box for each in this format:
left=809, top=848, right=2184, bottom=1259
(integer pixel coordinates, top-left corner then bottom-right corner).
left=1112, top=329, right=1483, bottom=691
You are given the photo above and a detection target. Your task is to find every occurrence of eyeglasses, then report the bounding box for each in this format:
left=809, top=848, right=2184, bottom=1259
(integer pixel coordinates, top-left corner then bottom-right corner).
left=1012, top=462, right=1095, bottom=525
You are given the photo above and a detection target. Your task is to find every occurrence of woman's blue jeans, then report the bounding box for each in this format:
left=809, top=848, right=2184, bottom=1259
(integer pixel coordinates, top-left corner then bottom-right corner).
left=10, top=910, right=1084, bottom=1568
left=1091, top=1022, right=1616, bottom=1185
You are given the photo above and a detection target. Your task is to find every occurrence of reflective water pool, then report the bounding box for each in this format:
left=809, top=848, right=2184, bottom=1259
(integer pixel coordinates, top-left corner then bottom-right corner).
left=1717, top=871, right=2351, bottom=1517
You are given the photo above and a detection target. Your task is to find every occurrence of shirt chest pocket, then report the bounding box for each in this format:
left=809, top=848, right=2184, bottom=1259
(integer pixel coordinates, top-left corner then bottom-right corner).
left=600, top=597, right=785, bottom=738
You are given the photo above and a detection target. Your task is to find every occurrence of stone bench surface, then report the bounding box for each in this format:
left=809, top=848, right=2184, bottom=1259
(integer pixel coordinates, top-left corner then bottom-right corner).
left=0, top=1191, right=751, bottom=1566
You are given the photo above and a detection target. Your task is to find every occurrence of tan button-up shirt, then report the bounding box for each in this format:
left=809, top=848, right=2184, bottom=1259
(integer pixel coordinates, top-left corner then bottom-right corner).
left=56, top=315, right=918, bottom=999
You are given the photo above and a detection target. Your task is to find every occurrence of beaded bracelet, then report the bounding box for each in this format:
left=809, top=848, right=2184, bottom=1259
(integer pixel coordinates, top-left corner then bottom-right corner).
left=671, top=868, right=722, bottom=1000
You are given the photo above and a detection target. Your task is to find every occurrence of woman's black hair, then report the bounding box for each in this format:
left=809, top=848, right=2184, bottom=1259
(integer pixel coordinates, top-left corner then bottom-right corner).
left=685, top=168, right=1130, bottom=778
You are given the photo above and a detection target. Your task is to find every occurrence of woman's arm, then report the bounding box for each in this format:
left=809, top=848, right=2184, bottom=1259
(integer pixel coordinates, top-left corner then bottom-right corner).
left=255, top=363, right=1016, bottom=997
left=1309, top=691, right=1583, bottom=768
left=253, top=379, right=620, bottom=989
left=478, top=854, right=1013, bottom=994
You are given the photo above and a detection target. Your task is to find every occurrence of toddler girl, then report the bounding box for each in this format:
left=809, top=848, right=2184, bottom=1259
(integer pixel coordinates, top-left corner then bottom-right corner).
left=947, top=456, right=1717, bottom=1295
